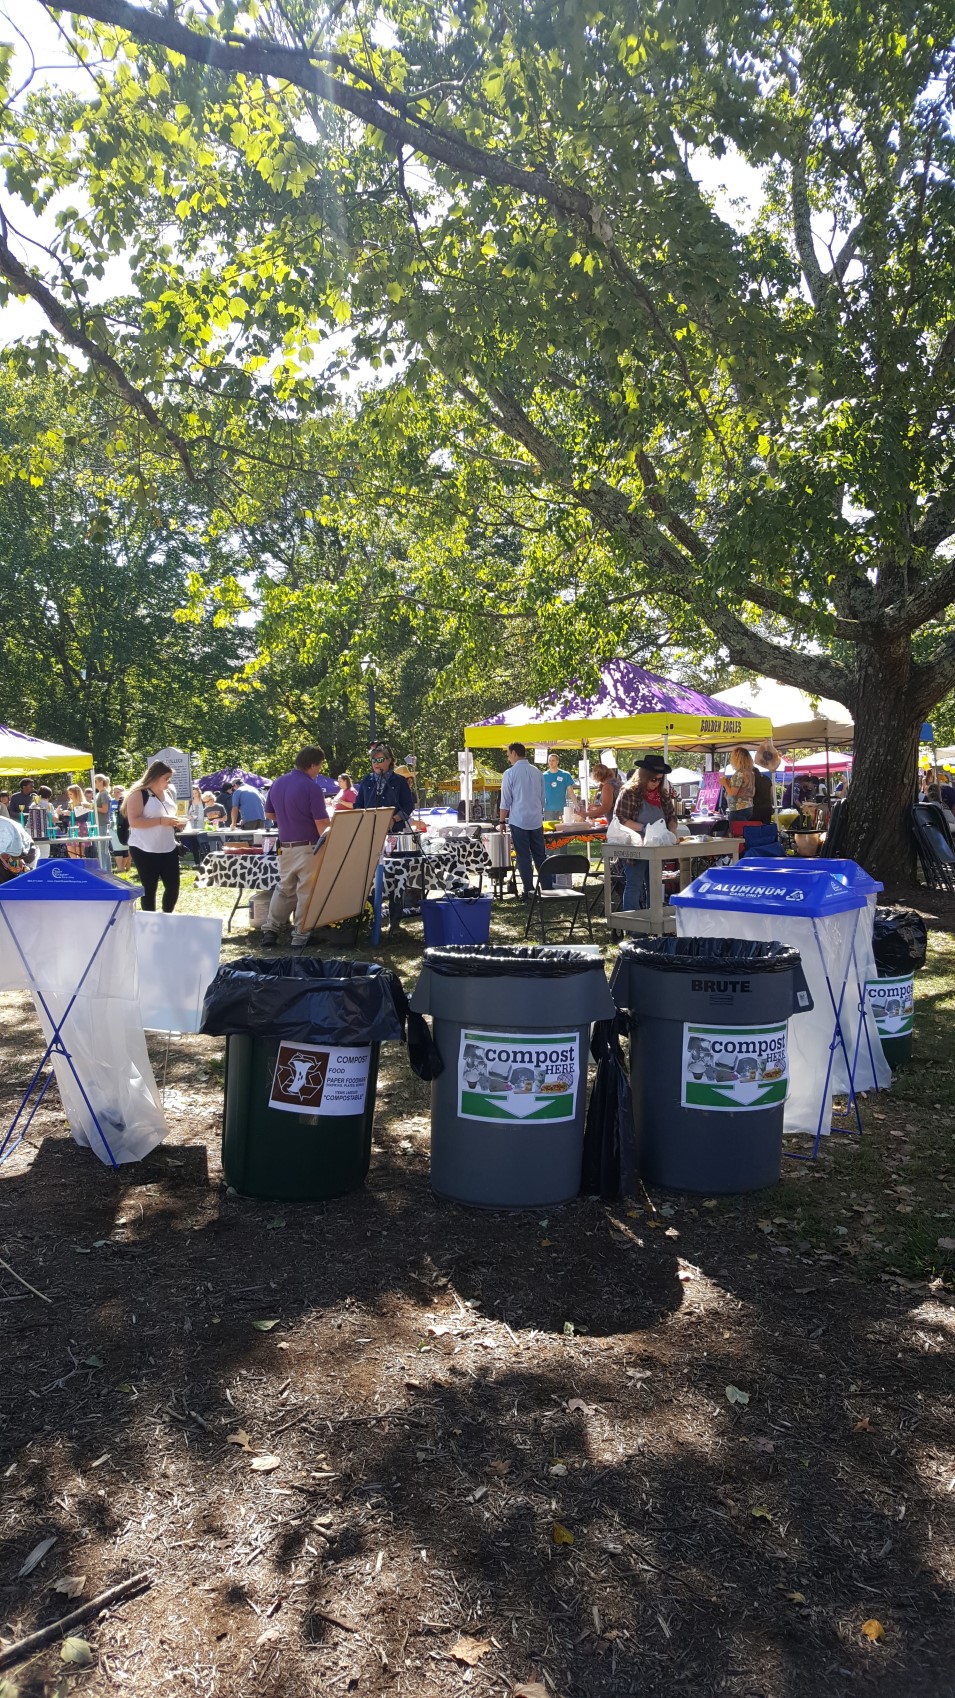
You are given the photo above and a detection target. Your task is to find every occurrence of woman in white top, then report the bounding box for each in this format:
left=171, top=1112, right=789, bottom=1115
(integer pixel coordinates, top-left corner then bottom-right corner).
left=122, top=760, right=185, bottom=912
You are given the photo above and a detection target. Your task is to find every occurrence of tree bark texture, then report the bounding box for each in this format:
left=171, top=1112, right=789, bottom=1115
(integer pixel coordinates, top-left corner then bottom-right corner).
left=840, top=641, right=921, bottom=885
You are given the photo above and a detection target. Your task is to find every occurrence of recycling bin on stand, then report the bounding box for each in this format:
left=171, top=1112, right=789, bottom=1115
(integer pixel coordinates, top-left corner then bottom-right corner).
left=866, top=907, right=928, bottom=1069
left=670, top=860, right=891, bottom=1154
left=611, top=938, right=813, bottom=1192
left=409, top=945, right=615, bottom=1207
left=200, top=956, right=408, bottom=1201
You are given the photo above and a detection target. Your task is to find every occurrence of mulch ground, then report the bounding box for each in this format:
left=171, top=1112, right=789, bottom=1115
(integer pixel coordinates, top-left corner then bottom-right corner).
left=1, top=886, right=954, bottom=1698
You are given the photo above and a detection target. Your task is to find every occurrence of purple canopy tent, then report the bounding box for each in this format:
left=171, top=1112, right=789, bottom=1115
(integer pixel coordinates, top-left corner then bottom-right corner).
left=199, top=767, right=270, bottom=792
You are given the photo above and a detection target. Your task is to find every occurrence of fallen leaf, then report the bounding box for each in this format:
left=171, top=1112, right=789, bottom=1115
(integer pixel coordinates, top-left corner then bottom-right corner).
left=566, top=1398, right=594, bottom=1414
left=937, top=1238, right=955, bottom=1251
left=53, top=1575, right=86, bottom=1598
left=82, top=1356, right=103, bottom=1370
left=487, top=1460, right=511, bottom=1477
left=785, top=1591, right=806, bottom=1604
left=861, top=1618, right=885, bottom=1642
left=514, top=1685, right=549, bottom=1698
left=751, top=1506, right=772, bottom=1520
left=751, top=1437, right=775, bottom=1453
left=227, top=1429, right=253, bottom=1451
left=60, top=1638, right=94, bottom=1667
left=251, top=1319, right=279, bottom=1332
left=448, top=1635, right=491, bottom=1666
left=562, top=1321, right=575, bottom=1336
left=539, top=1238, right=552, bottom=1247
left=250, top=1454, right=281, bottom=1473
left=426, top=1324, right=452, bottom=1337
left=549, top=1462, right=568, bottom=1477
left=17, top=1536, right=57, bottom=1578
left=551, top=1522, right=574, bottom=1546
left=853, top=1417, right=872, bottom=1433
left=725, top=1385, right=750, bottom=1406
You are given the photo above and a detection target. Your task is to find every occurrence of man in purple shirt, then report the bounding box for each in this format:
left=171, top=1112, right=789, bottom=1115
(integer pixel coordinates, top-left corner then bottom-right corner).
left=262, top=746, right=329, bottom=949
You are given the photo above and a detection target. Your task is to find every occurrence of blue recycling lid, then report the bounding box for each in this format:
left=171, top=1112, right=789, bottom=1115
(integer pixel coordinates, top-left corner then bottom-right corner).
left=671, top=857, right=881, bottom=917
left=0, top=860, right=141, bottom=903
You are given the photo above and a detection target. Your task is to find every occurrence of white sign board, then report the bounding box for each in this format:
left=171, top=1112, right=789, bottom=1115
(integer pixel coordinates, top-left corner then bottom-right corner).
left=151, top=746, right=192, bottom=803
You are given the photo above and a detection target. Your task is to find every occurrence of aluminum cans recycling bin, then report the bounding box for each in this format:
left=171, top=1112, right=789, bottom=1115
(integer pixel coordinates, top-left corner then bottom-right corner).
left=200, top=956, right=408, bottom=1201
left=611, top=938, right=813, bottom=1193
left=409, top=945, right=615, bottom=1207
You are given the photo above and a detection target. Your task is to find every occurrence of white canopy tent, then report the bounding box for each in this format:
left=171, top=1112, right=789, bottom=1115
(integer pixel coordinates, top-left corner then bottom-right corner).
left=715, top=681, right=854, bottom=746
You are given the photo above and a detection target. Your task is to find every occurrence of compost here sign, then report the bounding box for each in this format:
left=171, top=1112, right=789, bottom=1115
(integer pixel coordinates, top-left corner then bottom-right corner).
left=457, top=1029, right=580, bottom=1124
left=681, top=1022, right=789, bottom=1112
left=865, top=974, right=914, bottom=1037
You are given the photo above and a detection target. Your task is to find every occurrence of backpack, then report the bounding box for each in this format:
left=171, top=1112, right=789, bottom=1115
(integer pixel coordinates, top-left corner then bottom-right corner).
left=115, top=787, right=150, bottom=847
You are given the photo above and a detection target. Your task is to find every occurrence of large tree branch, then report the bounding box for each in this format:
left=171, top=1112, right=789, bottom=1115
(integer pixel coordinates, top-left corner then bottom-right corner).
left=457, top=377, right=851, bottom=700
left=47, top=0, right=733, bottom=462
left=910, top=633, right=955, bottom=715
left=792, top=146, right=825, bottom=307
left=0, top=214, right=196, bottom=479
left=911, top=490, right=955, bottom=554
left=885, top=550, right=955, bottom=633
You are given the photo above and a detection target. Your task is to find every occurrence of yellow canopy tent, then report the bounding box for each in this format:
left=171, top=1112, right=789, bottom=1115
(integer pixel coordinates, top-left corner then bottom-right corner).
left=465, top=662, right=772, bottom=754
left=440, top=761, right=503, bottom=789
left=0, top=725, right=93, bottom=778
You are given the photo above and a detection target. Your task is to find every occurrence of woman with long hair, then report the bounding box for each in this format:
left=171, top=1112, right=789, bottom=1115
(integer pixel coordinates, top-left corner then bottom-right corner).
left=612, top=755, right=676, bottom=910
left=718, top=746, right=756, bottom=821
left=121, top=759, right=185, bottom=912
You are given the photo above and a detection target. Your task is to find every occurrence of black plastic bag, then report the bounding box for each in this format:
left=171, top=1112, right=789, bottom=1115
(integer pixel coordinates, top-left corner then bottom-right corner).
left=615, top=937, right=805, bottom=975
left=200, top=955, right=408, bottom=1042
left=421, top=945, right=607, bottom=980
left=872, top=907, right=927, bottom=976
left=581, top=1014, right=635, bottom=1200
left=406, top=1012, right=444, bottom=1081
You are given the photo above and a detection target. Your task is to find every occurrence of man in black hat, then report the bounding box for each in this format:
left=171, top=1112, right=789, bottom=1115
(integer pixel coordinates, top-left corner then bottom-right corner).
left=613, top=754, right=677, bottom=910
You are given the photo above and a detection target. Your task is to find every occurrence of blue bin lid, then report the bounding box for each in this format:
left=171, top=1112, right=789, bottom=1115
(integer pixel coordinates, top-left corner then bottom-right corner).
left=670, top=857, right=880, bottom=917
left=0, top=860, right=141, bottom=903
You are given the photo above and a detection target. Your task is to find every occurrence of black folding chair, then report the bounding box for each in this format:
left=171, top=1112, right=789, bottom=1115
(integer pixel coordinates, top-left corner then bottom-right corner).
left=524, top=852, right=595, bottom=943
left=911, top=803, right=955, bottom=893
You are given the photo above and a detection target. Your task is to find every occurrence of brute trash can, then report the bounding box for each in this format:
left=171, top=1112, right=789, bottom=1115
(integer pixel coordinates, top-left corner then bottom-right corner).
left=410, top=945, right=615, bottom=1207
left=611, top=938, right=813, bottom=1193
left=866, top=907, right=927, bottom=1069
left=200, top=956, right=408, bottom=1201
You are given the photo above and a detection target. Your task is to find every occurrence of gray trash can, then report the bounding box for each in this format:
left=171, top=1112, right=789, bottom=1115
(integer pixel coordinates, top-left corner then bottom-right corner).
left=610, top=938, right=813, bottom=1193
left=409, top=945, right=616, bottom=1207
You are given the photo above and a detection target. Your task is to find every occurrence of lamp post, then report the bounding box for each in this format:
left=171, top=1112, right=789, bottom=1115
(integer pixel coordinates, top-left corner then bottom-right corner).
left=361, top=657, right=378, bottom=744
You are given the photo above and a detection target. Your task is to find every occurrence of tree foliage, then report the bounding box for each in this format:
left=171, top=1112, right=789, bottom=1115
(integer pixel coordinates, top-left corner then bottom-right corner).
left=3, top=0, right=955, bottom=868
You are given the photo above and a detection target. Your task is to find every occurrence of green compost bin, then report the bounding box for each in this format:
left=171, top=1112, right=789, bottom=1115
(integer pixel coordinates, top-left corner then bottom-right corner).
left=201, top=955, right=407, bottom=1202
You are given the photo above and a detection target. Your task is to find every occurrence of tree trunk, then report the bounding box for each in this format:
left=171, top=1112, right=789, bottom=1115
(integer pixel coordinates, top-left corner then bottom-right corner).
left=841, top=643, right=920, bottom=885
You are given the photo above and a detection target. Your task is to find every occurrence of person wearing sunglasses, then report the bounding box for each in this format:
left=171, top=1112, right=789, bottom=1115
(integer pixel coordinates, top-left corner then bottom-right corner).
left=353, top=743, right=416, bottom=828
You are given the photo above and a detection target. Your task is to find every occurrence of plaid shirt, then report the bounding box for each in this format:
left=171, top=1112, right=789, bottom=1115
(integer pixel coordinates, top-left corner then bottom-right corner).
left=615, top=781, right=676, bottom=830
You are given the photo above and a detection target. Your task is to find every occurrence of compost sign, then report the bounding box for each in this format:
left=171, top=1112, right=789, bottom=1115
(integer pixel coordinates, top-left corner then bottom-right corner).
left=457, top=1029, right=580, bottom=1123
left=865, top=975, right=914, bottom=1037
left=681, top=1022, right=789, bottom=1112
left=268, top=1042, right=370, bottom=1117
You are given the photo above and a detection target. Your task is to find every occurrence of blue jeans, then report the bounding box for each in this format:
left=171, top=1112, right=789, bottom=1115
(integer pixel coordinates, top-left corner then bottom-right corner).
left=510, top=824, right=547, bottom=894
left=622, top=858, right=649, bottom=910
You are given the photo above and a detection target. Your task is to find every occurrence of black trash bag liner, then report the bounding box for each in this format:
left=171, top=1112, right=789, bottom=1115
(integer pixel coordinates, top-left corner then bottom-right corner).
left=422, top=945, right=606, bottom=979
left=615, top=937, right=804, bottom=975
left=872, top=907, right=928, bottom=976
left=581, top=1014, right=635, bottom=1201
left=407, top=1011, right=444, bottom=1081
left=201, top=954, right=409, bottom=1043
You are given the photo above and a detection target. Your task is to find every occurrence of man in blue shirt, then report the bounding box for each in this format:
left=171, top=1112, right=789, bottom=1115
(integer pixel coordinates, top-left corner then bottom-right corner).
left=542, top=751, right=576, bottom=820
left=499, top=742, right=547, bottom=898
left=231, top=781, right=267, bottom=827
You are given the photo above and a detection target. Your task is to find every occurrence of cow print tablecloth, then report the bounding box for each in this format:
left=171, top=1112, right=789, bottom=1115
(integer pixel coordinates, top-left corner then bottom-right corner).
left=196, top=834, right=491, bottom=907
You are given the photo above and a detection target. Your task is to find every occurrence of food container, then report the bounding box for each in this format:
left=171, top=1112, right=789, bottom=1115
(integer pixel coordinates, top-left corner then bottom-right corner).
left=483, top=830, right=512, bottom=870
left=386, top=833, right=420, bottom=854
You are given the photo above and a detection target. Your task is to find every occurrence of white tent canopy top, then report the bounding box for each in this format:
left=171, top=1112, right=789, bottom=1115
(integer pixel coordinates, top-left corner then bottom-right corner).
left=0, top=724, right=93, bottom=778
left=716, top=681, right=854, bottom=746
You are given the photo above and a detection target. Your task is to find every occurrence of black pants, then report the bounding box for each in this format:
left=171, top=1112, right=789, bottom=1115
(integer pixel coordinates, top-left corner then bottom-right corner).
left=130, top=846, right=181, bottom=913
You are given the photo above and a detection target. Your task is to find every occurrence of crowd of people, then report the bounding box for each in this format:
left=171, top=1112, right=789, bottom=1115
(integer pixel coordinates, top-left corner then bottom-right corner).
left=0, top=741, right=415, bottom=924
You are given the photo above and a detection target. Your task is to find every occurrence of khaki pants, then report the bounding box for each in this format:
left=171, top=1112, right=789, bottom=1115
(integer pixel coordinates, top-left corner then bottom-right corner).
left=266, top=843, right=321, bottom=938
